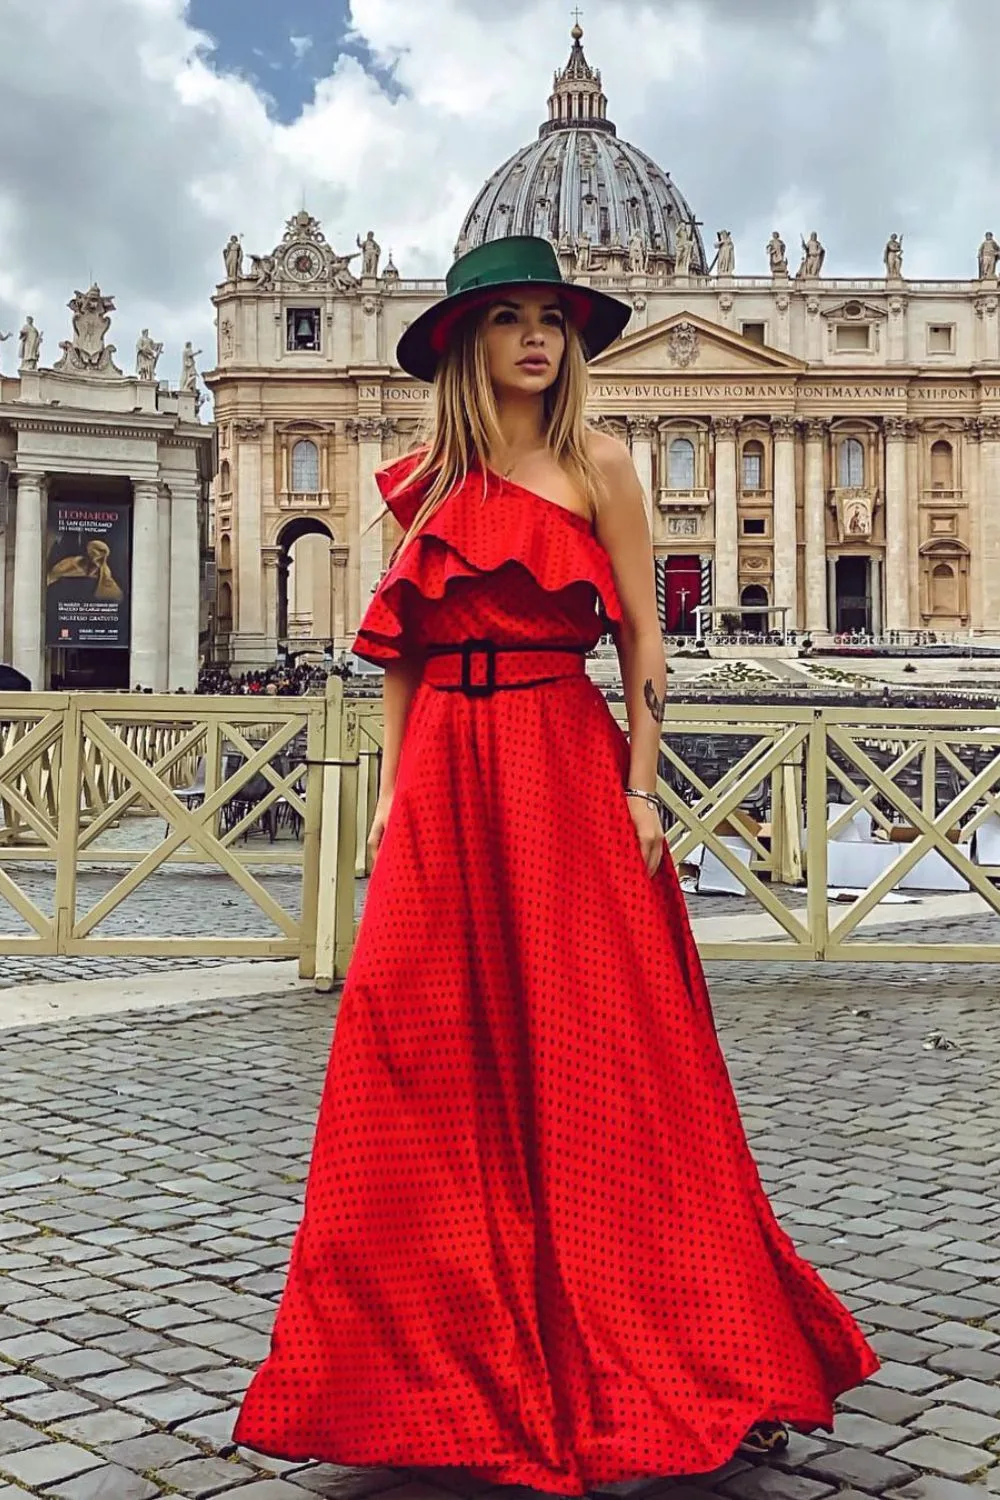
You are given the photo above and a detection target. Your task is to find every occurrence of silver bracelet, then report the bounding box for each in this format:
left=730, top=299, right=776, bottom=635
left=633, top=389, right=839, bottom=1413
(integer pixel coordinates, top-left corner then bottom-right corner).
left=625, top=787, right=662, bottom=814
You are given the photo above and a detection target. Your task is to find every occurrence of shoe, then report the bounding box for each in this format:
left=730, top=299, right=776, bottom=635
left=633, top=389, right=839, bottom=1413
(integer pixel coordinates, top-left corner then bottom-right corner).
left=739, top=1421, right=790, bottom=1456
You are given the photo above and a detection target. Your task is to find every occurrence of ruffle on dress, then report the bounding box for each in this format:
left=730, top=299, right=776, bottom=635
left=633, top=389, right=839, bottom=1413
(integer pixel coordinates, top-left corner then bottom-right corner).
left=354, top=454, right=624, bottom=663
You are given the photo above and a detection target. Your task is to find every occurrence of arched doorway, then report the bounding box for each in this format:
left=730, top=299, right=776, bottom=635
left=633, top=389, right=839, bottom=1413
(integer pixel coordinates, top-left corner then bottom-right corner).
left=274, top=517, right=338, bottom=648
left=740, top=584, right=769, bottom=634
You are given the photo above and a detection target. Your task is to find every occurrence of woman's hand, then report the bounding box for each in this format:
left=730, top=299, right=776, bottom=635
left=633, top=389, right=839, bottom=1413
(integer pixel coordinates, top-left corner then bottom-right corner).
left=367, top=791, right=394, bottom=865
left=628, top=796, right=665, bottom=877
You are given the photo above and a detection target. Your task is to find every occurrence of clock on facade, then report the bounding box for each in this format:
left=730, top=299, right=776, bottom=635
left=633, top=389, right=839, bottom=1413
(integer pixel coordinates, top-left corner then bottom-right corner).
left=284, top=244, right=324, bottom=282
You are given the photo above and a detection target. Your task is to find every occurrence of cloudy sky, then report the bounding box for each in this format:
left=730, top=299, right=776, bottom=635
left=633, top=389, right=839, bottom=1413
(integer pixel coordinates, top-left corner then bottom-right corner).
left=0, top=0, right=995, bottom=392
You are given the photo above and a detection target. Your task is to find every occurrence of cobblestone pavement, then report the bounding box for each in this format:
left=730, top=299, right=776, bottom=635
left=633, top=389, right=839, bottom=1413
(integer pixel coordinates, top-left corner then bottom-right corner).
left=0, top=974, right=998, bottom=1499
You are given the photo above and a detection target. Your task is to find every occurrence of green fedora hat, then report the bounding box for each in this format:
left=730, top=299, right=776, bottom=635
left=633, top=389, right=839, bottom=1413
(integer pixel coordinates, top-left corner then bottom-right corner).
left=396, top=235, right=632, bottom=383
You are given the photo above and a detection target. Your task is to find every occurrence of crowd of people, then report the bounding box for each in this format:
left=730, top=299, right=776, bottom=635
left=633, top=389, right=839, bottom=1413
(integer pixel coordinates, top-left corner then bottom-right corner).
left=195, top=653, right=359, bottom=696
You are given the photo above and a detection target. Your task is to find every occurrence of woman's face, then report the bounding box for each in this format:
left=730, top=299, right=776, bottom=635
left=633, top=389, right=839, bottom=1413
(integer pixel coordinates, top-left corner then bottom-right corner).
left=481, top=288, right=566, bottom=399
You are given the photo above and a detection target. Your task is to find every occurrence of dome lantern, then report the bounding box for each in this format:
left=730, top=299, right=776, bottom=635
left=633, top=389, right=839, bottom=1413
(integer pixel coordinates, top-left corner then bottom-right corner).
left=541, top=21, right=614, bottom=138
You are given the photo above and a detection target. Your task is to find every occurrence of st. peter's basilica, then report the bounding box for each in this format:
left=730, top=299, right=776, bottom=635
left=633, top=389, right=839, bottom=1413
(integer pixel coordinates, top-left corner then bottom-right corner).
left=202, top=23, right=1000, bottom=664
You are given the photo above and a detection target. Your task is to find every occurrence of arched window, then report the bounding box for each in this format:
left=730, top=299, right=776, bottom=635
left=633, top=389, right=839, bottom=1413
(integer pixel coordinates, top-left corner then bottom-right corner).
left=218, top=580, right=233, bottom=631
left=668, top=437, right=695, bottom=490
left=291, top=439, right=320, bottom=493
left=838, top=437, right=865, bottom=488
left=218, top=534, right=232, bottom=571
left=219, top=459, right=231, bottom=495
left=930, top=439, right=954, bottom=491
left=740, top=584, right=769, bottom=635
left=742, top=440, right=765, bottom=492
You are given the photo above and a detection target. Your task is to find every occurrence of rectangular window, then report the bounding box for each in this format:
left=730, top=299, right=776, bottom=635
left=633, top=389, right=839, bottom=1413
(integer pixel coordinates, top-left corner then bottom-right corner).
left=741, top=321, right=766, bottom=345
left=742, top=451, right=763, bottom=491
left=927, top=323, right=955, bottom=355
left=741, top=517, right=767, bottom=536
left=836, top=323, right=871, bottom=352
left=287, top=308, right=321, bottom=352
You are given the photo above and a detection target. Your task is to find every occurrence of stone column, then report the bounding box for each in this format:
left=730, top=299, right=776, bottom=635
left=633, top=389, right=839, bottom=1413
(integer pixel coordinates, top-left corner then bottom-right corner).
left=350, top=417, right=392, bottom=613
left=827, top=557, right=838, bottom=634
left=967, top=421, right=984, bottom=632
left=167, top=479, right=201, bottom=691
left=712, top=416, right=739, bottom=612
left=979, top=417, right=1000, bottom=632
left=870, top=557, right=883, bottom=636
left=234, top=419, right=265, bottom=647
left=804, top=419, right=829, bottom=633
left=628, top=416, right=655, bottom=527
left=130, top=479, right=161, bottom=690
left=11, top=471, right=46, bottom=688
left=156, top=485, right=172, bottom=689
left=331, top=547, right=349, bottom=646
left=883, top=417, right=910, bottom=632
left=261, top=547, right=282, bottom=656
left=771, top=416, right=798, bottom=629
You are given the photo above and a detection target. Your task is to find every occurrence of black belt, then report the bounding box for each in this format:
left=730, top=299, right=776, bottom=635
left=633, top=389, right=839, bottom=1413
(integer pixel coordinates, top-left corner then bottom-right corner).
left=422, top=640, right=589, bottom=698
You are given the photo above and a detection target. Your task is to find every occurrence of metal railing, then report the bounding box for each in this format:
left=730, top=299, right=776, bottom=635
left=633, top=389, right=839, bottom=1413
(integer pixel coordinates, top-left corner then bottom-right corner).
left=4, top=691, right=1000, bottom=984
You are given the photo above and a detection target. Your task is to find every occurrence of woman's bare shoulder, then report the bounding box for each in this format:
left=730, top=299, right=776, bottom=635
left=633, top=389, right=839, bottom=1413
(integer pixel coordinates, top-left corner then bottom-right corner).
left=585, top=426, right=635, bottom=477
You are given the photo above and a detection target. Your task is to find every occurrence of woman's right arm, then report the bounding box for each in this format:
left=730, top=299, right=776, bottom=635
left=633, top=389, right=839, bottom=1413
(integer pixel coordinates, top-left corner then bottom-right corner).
left=368, top=656, right=422, bottom=861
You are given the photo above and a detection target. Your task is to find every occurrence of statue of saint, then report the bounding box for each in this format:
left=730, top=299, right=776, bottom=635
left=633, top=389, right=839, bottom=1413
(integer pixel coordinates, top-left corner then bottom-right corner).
left=574, top=235, right=591, bottom=273
left=357, top=230, right=381, bottom=278
left=18, top=316, right=41, bottom=370
left=798, top=232, right=826, bottom=278
left=979, top=233, right=999, bottom=280
left=251, top=253, right=276, bottom=291
left=884, top=233, right=904, bottom=278
left=628, top=231, right=647, bottom=274
left=767, top=232, right=788, bottom=276
left=135, top=328, right=163, bottom=381
left=180, top=341, right=201, bottom=392
left=329, top=251, right=359, bottom=291
left=0, top=330, right=10, bottom=370
left=673, top=221, right=694, bottom=277
left=223, top=235, right=243, bottom=281
left=557, top=232, right=575, bottom=277
left=715, top=229, right=735, bottom=276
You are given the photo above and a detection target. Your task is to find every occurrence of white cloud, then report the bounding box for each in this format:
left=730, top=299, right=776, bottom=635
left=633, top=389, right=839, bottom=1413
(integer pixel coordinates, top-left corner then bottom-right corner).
left=290, top=34, right=313, bottom=63
left=1, top=0, right=999, bottom=390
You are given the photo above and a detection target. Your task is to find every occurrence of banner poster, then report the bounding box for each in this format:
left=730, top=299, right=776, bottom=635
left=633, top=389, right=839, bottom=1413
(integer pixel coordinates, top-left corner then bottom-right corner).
left=45, top=499, right=131, bottom=649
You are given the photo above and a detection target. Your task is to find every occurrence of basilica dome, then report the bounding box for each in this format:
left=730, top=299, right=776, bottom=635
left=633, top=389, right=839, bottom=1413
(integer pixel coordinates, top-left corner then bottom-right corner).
left=455, top=25, right=707, bottom=278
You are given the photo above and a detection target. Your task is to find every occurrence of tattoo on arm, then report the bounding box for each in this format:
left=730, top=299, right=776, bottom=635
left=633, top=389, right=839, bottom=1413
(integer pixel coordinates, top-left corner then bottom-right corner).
left=643, top=677, right=666, bottom=725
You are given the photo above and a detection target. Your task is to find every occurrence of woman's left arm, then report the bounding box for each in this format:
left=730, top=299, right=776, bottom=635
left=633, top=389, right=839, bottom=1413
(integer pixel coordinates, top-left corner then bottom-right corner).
left=590, top=433, right=667, bottom=874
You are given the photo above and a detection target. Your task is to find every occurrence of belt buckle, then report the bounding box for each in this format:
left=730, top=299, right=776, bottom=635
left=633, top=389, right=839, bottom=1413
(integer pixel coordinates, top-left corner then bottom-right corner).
left=460, top=639, right=497, bottom=697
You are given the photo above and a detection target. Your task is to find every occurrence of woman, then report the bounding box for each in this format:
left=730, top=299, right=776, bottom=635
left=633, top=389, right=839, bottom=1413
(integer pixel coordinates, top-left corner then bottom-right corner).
left=234, top=236, right=877, bottom=1493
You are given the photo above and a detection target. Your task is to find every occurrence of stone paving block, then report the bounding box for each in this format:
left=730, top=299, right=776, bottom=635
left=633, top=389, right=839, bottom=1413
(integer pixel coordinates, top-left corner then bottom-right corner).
left=102, top=1430, right=202, bottom=1470
left=889, top=1479, right=995, bottom=1500
left=45, top=1465, right=163, bottom=1500
left=837, top=1386, right=932, bottom=1425
left=0, top=1329, right=77, bottom=1361
left=831, top=1412, right=913, bottom=1451
left=0, top=1419, right=45, bottom=1456
left=157, top=1453, right=258, bottom=1493
left=32, top=1347, right=127, bottom=1380
left=911, top=1405, right=1000, bottom=1445
left=122, top=1384, right=226, bottom=1427
left=78, top=1367, right=172, bottom=1401
left=5, top=1389, right=96, bottom=1423
left=288, top=1467, right=413, bottom=1498
left=0, top=1376, right=47, bottom=1402
left=804, top=1448, right=918, bottom=1492
left=872, top=1362, right=953, bottom=1395
left=869, top=1332, right=948, bottom=1364
left=223, top=1484, right=335, bottom=1499
left=720, top=1470, right=834, bottom=1500
left=891, top=1435, right=996, bottom=1480
left=176, top=1407, right=239, bottom=1448
left=50, top=1408, right=152, bottom=1448
left=0, top=1439, right=105, bottom=1487
left=923, top=1322, right=999, bottom=1350
left=927, top=1349, right=1000, bottom=1381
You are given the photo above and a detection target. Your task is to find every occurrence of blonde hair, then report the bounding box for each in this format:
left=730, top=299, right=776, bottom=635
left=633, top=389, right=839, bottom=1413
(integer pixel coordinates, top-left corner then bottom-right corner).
left=365, top=304, right=605, bottom=564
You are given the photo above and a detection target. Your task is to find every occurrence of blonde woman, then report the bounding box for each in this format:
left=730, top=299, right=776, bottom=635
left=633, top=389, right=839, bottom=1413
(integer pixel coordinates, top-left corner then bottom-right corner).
left=235, top=238, right=876, bottom=1492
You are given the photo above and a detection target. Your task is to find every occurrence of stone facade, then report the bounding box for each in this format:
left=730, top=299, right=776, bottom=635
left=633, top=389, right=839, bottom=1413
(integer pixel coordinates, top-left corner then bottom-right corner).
left=204, top=30, right=1000, bottom=663
left=0, top=288, right=213, bottom=689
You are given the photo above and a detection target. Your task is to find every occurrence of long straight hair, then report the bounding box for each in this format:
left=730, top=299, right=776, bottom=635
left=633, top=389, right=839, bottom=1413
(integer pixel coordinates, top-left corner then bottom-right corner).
left=365, top=304, right=605, bottom=565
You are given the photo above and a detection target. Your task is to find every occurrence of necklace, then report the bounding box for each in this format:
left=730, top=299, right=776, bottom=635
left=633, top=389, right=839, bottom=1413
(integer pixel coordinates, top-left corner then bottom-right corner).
left=499, top=444, right=546, bottom=480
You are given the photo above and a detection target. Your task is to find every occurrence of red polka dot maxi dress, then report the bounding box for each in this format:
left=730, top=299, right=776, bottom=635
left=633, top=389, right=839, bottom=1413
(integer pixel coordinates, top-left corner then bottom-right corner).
left=233, top=452, right=878, bottom=1494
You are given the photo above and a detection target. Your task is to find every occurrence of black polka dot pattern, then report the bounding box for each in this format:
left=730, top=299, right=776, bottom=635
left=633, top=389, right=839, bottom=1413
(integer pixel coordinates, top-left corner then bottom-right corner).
left=233, top=459, right=879, bottom=1493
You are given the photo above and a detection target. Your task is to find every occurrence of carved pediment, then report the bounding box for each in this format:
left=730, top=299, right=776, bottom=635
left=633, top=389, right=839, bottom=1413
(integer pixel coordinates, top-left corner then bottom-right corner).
left=590, top=312, right=806, bottom=375
left=822, top=299, right=885, bottom=324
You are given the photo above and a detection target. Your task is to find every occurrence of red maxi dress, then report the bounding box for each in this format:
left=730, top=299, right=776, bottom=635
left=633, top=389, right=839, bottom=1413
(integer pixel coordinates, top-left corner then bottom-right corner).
left=234, top=453, right=877, bottom=1494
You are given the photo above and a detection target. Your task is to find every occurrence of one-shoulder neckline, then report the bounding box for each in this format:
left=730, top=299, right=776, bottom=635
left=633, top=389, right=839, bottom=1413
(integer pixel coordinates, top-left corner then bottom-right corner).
left=484, top=470, right=594, bottom=533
